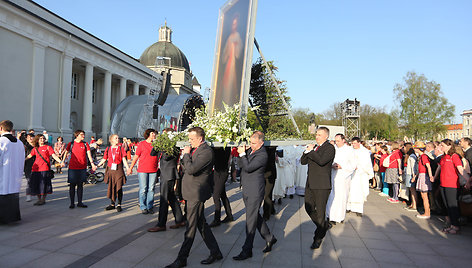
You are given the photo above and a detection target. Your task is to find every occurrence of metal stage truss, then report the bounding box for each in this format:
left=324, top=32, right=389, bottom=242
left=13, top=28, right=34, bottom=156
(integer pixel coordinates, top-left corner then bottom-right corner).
left=341, top=98, right=360, bottom=140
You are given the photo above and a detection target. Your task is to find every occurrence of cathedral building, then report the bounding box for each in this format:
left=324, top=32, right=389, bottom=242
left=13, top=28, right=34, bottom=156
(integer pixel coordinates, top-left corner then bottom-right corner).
left=0, top=0, right=199, bottom=142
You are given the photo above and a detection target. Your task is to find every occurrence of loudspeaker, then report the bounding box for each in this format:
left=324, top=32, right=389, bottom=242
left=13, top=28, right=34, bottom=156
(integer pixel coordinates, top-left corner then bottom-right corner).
left=157, top=71, right=171, bottom=106
left=152, top=104, right=158, bottom=119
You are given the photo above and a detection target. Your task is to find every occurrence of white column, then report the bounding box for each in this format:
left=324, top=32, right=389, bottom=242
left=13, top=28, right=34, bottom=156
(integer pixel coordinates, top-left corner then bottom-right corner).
left=119, top=77, right=127, bottom=101
left=133, top=82, right=139, bottom=95
left=145, top=86, right=150, bottom=95
left=82, top=63, right=94, bottom=135
left=101, top=71, right=112, bottom=139
left=60, top=54, right=73, bottom=135
left=29, top=41, right=46, bottom=131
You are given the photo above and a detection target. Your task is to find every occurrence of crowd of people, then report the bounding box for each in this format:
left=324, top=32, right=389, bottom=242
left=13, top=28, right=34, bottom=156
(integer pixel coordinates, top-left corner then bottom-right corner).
left=2, top=118, right=472, bottom=267
left=366, top=138, right=472, bottom=234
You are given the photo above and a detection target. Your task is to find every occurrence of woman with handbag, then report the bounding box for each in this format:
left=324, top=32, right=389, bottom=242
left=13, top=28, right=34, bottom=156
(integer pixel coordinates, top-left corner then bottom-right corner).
left=384, top=142, right=403, bottom=203
left=97, top=134, right=129, bottom=212
left=25, top=134, right=63, bottom=205
left=435, top=139, right=466, bottom=234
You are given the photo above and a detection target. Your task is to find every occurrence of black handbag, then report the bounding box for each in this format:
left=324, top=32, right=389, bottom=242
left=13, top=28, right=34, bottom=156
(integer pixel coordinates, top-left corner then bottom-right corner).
left=35, top=148, right=55, bottom=179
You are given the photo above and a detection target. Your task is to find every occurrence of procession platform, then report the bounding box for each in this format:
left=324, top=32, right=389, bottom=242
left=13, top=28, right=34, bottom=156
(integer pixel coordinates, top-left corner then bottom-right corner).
left=1, top=170, right=471, bottom=268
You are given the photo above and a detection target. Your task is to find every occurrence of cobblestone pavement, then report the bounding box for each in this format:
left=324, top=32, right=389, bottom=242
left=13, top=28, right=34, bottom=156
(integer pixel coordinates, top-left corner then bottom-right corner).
left=1, top=169, right=471, bottom=267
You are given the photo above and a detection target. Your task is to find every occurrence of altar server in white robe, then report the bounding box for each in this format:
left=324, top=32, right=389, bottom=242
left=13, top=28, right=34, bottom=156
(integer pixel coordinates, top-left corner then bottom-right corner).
left=283, top=146, right=298, bottom=196
left=0, top=120, right=25, bottom=224
left=347, top=137, right=374, bottom=216
left=294, top=145, right=308, bottom=196
left=273, top=146, right=296, bottom=201
left=326, top=134, right=356, bottom=223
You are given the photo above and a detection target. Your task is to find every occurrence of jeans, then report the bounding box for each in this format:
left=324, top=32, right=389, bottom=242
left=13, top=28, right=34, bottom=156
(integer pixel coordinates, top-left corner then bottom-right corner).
left=138, top=172, right=157, bottom=210
left=381, top=172, right=389, bottom=195
left=392, top=183, right=400, bottom=200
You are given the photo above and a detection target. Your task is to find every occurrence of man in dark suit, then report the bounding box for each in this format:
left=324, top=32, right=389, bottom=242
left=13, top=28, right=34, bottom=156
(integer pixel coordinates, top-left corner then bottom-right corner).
left=209, top=147, right=234, bottom=227
left=301, top=127, right=335, bottom=250
left=148, top=129, right=185, bottom=232
left=460, top=137, right=472, bottom=189
left=165, top=127, right=222, bottom=268
left=263, top=146, right=277, bottom=220
left=233, top=131, right=277, bottom=261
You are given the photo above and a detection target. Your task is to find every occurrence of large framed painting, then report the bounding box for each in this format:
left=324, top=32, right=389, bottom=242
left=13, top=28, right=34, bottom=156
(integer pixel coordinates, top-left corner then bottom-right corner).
left=208, top=0, right=258, bottom=118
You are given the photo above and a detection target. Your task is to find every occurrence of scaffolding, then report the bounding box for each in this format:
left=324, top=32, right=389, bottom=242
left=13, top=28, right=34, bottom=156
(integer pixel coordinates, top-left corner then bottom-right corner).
left=341, top=98, right=360, bottom=140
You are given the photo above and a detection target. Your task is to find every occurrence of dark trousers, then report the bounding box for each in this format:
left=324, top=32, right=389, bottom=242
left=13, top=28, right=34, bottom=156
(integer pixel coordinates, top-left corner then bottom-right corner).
left=69, top=183, right=84, bottom=204
left=242, top=193, right=273, bottom=253
left=0, top=193, right=21, bottom=224
left=263, top=177, right=276, bottom=219
left=212, top=170, right=232, bottom=220
left=177, top=200, right=221, bottom=260
left=157, top=179, right=183, bottom=227
left=440, top=186, right=460, bottom=226
left=305, top=188, right=331, bottom=240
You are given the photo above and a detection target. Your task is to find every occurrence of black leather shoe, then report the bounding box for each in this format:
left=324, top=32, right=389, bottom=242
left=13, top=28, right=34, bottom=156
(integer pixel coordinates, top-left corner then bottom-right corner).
left=327, top=221, right=334, bottom=229
left=165, top=259, right=187, bottom=268
left=233, top=251, right=252, bottom=261
left=208, top=220, right=221, bottom=228
left=77, top=203, right=87, bottom=208
left=262, top=237, right=277, bottom=253
left=221, top=216, right=234, bottom=223
left=200, top=253, right=223, bottom=265
left=311, top=238, right=323, bottom=249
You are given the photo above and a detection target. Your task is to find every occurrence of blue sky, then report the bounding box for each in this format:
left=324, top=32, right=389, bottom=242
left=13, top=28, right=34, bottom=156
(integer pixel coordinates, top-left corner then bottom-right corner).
left=35, top=0, right=471, bottom=122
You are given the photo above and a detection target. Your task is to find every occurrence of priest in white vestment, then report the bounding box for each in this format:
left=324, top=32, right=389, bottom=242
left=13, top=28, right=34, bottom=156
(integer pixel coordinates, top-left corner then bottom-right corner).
left=347, top=137, right=374, bottom=216
left=326, top=134, right=356, bottom=223
left=0, top=120, right=25, bottom=224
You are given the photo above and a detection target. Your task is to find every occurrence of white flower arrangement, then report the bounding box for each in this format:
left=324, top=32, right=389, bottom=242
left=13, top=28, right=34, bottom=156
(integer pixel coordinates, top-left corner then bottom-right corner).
left=188, top=103, right=253, bottom=147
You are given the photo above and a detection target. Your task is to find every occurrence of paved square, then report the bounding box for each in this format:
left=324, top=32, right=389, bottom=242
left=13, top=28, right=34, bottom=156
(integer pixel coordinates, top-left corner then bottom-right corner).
left=1, top=170, right=471, bottom=267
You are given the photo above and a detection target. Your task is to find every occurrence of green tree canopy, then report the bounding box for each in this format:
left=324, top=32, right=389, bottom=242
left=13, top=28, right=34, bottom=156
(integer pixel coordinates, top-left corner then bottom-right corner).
left=360, top=105, right=400, bottom=140
left=315, top=102, right=342, bottom=126
left=248, top=58, right=298, bottom=138
left=316, top=102, right=400, bottom=140
left=393, top=71, right=454, bottom=140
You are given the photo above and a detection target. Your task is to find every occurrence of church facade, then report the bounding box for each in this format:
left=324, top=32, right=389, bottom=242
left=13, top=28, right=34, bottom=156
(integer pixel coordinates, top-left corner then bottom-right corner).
left=0, top=0, right=198, bottom=143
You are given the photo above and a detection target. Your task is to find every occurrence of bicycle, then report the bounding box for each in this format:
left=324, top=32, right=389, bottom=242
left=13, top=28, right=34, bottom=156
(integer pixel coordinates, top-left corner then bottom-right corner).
left=86, top=168, right=104, bottom=184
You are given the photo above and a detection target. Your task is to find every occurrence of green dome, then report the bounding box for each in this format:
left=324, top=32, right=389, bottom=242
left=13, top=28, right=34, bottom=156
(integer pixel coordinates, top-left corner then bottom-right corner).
left=139, top=41, right=190, bottom=71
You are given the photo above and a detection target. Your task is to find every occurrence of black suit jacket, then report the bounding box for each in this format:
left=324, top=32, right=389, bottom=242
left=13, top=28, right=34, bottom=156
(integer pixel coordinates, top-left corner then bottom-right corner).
left=465, top=147, right=472, bottom=168
left=238, top=146, right=268, bottom=197
left=264, top=147, right=277, bottom=184
left=213, top=147, right=231, bottom=172
left=151, top=149, right=179, bottom=182
left=300, top=141, right=335, bottom=190
left=181, top=143, right=214, bottom=202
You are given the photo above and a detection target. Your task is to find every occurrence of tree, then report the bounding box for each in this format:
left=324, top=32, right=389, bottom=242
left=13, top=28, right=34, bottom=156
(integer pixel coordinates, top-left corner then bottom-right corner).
left=394, top=71, right=454, bottom=140
left=248, top=58, right=297, bottom=138
left=315, top=101, right=402, bottom=140
left=315, top=102, right=343, bottom=126
left=360, top=105, right=400, bottom=140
